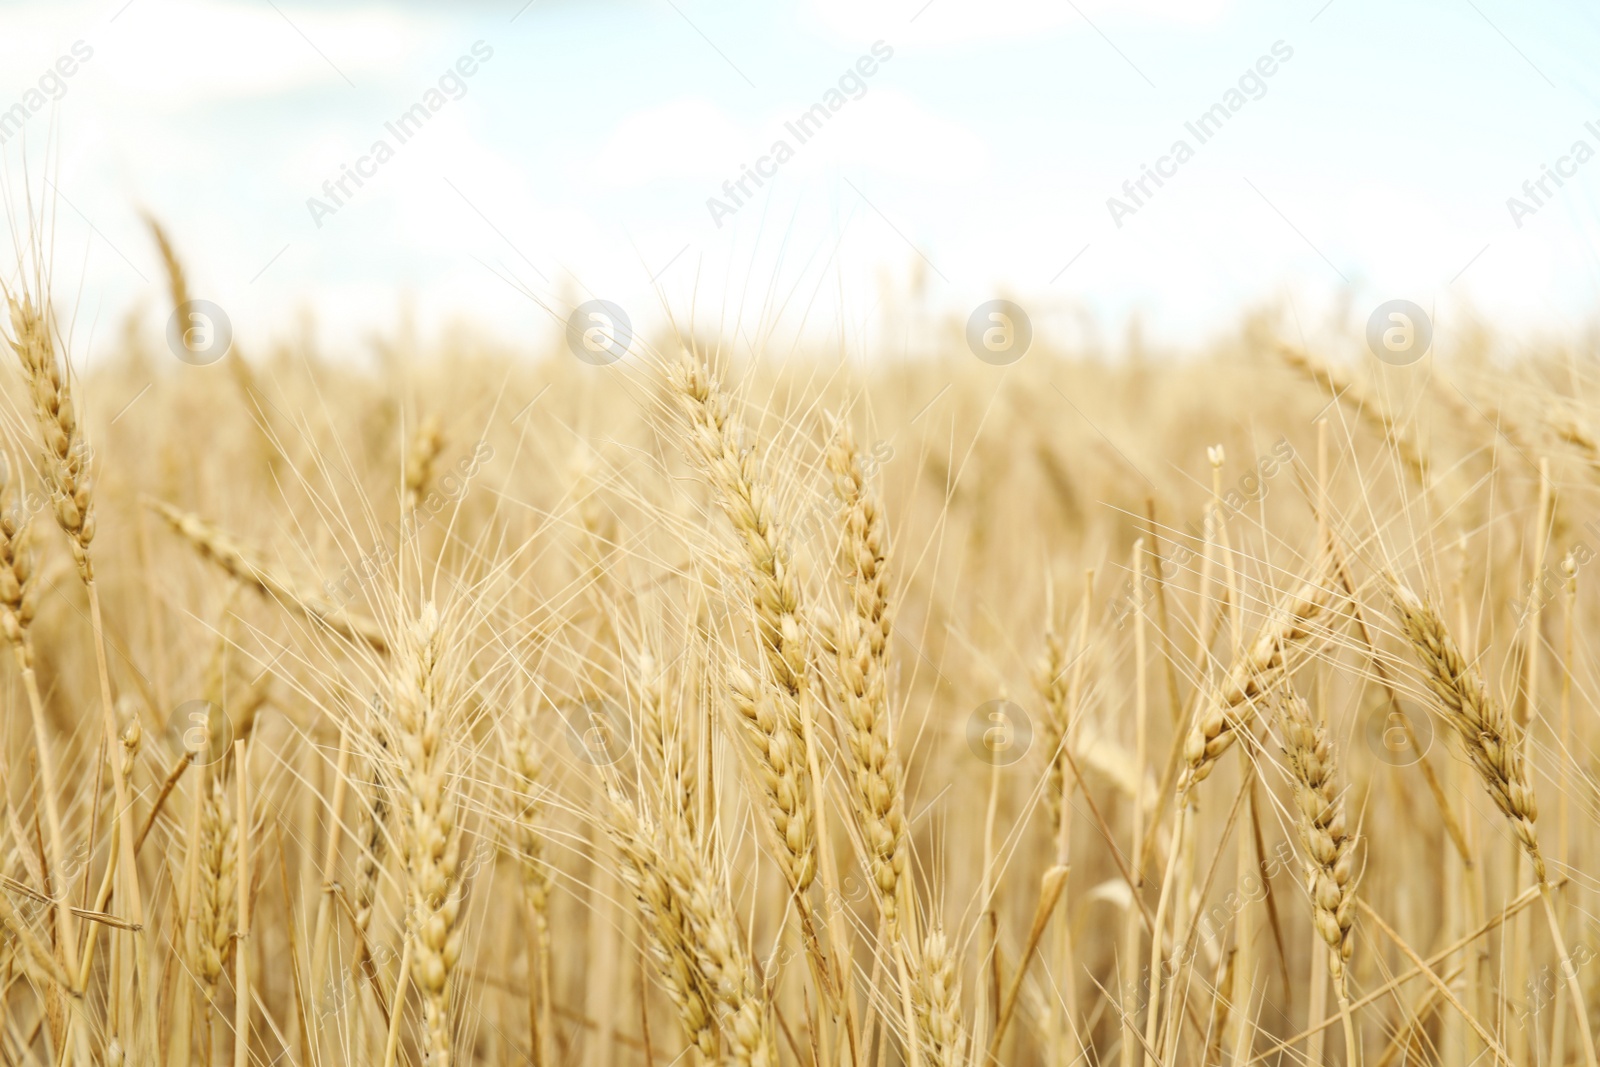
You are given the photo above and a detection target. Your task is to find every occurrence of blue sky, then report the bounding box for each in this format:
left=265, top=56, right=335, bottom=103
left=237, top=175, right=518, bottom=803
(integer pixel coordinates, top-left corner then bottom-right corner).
left=2, top=0, right=1598, bottom=359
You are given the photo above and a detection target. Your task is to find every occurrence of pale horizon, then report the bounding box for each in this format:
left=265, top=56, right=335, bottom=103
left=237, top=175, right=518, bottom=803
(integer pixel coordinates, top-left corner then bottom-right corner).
left=2, top=0, right=1597, bottom=361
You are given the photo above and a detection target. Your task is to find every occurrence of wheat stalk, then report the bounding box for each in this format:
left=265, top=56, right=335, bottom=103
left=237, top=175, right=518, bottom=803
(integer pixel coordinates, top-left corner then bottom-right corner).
left=508, top=704, right=554, bottom=1067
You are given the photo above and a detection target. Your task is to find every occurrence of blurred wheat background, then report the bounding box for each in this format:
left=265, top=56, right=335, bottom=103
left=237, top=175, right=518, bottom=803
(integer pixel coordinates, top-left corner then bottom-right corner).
left=0, top=204, right=1597, bottom=1067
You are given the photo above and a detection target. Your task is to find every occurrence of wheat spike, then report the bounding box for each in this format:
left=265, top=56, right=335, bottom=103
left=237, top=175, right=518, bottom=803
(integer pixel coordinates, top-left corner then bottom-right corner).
left=607, top=782, right=776, bottom=1066
left=194, top=770, right=238, bottom=1001
left=146, top=497, right=388, bottom=651
left=912, top=926, right=966, bottom=1067
left=1181, top=570, right=1331, bottom=789
left=1035, top=624, right=1073, bottom=837
left=668, top=349, right=816, bottom=892
left=0, top=457, right=38, bottom=655
left=1389, top=582, right=1545, bottom=880
left=391, top=602, right=466, bottom=1066
left=5, top=294, right=96, bottom=579
left=1276, top=689, right=1357, bottom=992
left=404, top=413, right=445, bottom=515
left=824, top=420, right=910, bottom=933
left=507, top=706, right=554, bottom=1065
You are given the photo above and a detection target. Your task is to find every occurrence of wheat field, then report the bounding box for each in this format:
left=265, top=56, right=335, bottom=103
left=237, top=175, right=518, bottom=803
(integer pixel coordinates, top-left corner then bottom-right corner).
left=0, top=219, right=1598, bottom=1067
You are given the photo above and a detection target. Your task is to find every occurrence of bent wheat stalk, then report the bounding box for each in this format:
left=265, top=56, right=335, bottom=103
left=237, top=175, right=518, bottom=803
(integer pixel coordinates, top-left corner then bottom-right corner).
left=146, top=497, right=388, bottom=651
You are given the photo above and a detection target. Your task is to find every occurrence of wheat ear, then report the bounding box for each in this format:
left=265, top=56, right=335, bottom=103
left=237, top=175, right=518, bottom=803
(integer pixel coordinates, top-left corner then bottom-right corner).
left=824, top=421, right=909, bottom=929
left=0, top=455, right=72, bottom=959
left=606, top=769, right=777, bottom=1066
left=1276, top=688, right=1360, bottom=1066
left=911, top=926, right=967, bottom=1067
left=194, top=766, right=239, bottom=1003
left=1277, top=690, right=1357, bottom=989
left=666, top=350, right=815, bottom=892
left=1390, top=581, right=1600, bottom=1067
left=351, top=736, right=390, bottom=941
left=1035, top=615, right=1077, bottom=843
left=6, top=294, right=95, bottom=578
left=635, top=649, right=696, bottom=826
left=404, top=414, right=445, bottom=516
left=146, top=498, right=388, bottom=651
left=1181, top=570, right=1331, bottom=790
left=1390, top=584, right=1541, bottom=875
left=145, top=213, right=191, bottom=314
left=6, top=289, right=147, bottom=1046
left=348, top=736, right=390, bottom=1067
left=391, top=602, right=466, bottom=1067
left=825, top=420, right=931, bottom=1067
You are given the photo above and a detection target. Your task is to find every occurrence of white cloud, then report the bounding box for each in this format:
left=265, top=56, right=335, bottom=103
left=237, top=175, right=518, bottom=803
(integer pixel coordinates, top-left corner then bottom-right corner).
left=782, top=88, right=988, bottom=181
left=806, top=0, right=1235, bottom=50
left=88, top=1, right=441, bottom=106
left=590, top=90, right=987, bottom=195
left=589, top=98, right=746, bottom=187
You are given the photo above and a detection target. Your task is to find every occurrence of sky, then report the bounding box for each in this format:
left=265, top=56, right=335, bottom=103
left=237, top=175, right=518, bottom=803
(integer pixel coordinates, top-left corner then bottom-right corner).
left=1, top=0, right=1598, bottom=361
